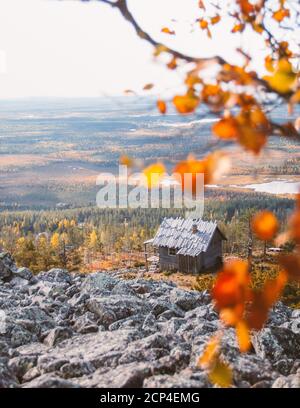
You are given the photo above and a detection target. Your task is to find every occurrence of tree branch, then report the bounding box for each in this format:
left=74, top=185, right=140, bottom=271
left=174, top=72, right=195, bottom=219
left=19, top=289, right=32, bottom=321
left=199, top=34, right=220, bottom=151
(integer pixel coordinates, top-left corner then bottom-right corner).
left=93, top=0, right=279, bottom=95
left=96, top=0, right=223, bottom=64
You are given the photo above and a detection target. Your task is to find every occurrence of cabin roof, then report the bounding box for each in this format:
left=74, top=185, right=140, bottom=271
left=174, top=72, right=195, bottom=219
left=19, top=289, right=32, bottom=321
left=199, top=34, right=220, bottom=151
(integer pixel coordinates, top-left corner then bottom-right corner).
left=151, top=217, right=225, bottom=257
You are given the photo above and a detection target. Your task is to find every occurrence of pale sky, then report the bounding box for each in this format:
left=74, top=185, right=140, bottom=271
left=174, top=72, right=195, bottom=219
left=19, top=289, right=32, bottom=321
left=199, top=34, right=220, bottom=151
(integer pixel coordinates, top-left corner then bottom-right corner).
left=0, top=0, right=292, bottom=98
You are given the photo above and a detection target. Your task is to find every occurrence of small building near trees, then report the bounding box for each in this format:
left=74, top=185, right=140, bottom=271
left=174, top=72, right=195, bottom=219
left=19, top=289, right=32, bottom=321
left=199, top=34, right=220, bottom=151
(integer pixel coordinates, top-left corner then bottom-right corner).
left=144, top=217, right=226, bottom=274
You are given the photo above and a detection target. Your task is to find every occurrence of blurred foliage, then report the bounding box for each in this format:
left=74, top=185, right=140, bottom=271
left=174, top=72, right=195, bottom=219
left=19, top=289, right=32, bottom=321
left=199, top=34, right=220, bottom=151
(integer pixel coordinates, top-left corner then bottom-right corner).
left=194, top=255, right=300, bottom=308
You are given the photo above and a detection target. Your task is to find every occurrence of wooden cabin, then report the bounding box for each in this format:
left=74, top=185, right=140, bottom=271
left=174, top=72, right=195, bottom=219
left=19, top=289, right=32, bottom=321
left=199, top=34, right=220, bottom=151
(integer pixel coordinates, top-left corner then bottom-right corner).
left=144, top=217, right=226, bottom=274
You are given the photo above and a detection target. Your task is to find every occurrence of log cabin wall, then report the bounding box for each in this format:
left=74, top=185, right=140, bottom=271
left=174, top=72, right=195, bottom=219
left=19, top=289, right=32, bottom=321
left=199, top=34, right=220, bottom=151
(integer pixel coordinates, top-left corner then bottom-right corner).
left=201, top=230, right=223, bottom=269
left=159, top=246, right=179, bottom=270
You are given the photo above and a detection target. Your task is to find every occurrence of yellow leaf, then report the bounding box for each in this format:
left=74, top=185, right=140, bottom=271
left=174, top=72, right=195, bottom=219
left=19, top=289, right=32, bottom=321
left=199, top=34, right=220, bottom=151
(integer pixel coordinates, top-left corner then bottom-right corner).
left=208, top=358, right=233, bottom=388
left=264, top=59, right=297, bottom=94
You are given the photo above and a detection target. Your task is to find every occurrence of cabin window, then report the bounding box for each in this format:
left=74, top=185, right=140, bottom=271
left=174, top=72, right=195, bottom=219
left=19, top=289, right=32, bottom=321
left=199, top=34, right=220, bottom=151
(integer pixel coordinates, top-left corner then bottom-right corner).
left=168, top=248, right=176, bottom=256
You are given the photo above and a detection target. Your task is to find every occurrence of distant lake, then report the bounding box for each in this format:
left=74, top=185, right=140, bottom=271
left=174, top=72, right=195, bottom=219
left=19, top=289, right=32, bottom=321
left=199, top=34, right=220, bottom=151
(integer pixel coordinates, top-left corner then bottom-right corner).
left=240, top=181, right=300, bottom=195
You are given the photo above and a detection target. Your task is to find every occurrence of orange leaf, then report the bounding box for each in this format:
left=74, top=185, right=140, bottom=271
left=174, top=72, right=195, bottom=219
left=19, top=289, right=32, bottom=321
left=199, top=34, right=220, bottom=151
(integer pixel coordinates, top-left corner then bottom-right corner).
left=167, top=57, right=177, bottom=70
left=157, top=100, right=167, bottom=114
left=220, top=304, right=244, bottom=326
left=213, top=117, right=239, bottom=140
left=236, top=320, right=251, bottom=352
left=251, top=211, right=279, bottom=241
left=202, top=84, right=230, bottom=111
left=174, top=155, right=206, bottom=195
left=247, top=271, right=287, bottom=330
left=199, top=19, right=208, bottom=30
left=252, top=23, right=263, bottom=34
left=273, top=8, right=290, bottom=22
left=185, top=73, right=202, bottom=88
left=235, top=108, right=270, bottom=154
left=279, top=41, right=292, bottom=58
left=247, top=293, right=269, bottom=330
left=237, top=126, right=267, bottom=154
left=161, top=27, right=175, bottom=35
left=173, top=151, right=230, bottom=194
left=232, top=23, right=245, bottom=33
left=211, top=15, right=221, bottom=25
left=212, top=260, right=250, bottom=310
left=239, top=0, right=254, bottom=15
left=213, top=273, right=242, bottom=309
left=198, top=334, right=220, bottom=368
left=173, top=94, right=200, bottom=114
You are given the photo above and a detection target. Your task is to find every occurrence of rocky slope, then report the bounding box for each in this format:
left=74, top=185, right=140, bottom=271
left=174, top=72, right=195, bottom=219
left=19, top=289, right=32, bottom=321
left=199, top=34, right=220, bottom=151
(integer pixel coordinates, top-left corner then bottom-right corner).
left=0, top=252, right=300, bottom=388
